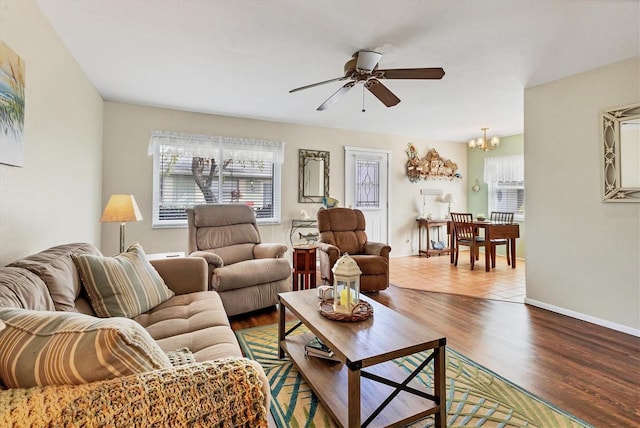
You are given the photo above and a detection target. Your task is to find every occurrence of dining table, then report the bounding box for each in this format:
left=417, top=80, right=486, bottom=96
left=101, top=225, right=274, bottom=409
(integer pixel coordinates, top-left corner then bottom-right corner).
left=449, top=220, right=520, bottom=272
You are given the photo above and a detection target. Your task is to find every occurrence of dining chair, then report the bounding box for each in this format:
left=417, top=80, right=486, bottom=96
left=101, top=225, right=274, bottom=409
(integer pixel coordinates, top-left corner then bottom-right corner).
left=450, top=212, right=485, bottom=270
left=489, top=211, right=515, bottom=267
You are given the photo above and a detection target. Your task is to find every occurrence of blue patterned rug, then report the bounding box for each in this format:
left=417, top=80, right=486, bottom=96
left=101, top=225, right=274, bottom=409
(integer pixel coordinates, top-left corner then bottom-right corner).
left=237, top=322, right=593, bottom=428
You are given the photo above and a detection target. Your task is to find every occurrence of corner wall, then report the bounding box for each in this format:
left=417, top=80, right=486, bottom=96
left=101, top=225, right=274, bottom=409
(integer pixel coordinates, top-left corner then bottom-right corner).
left=102, top=102, right=468, bottom=257
left=466, top=134, right=526, bottom=259
left=524, top=57, right=640, bottom=333
left=0, top=0, right=104, bottom=265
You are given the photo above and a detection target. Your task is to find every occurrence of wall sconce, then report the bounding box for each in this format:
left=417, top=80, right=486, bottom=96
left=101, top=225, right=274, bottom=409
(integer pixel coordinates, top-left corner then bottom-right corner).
left=472, top=179, right=481, bottom=192
left=468, top=127, right=500, bottom=151
left=100, top=194, right=143, bottom=253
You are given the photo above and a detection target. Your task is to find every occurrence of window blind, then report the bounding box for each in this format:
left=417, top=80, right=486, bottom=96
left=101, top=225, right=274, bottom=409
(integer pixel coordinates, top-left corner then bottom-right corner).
left=484, top=155, right=525, bottom=220
left=149, top=131, right=283, bottom=228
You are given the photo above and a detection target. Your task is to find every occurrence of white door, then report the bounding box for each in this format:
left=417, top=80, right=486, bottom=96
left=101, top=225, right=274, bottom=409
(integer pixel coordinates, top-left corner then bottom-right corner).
left=344, top=147, right=390, bottom=244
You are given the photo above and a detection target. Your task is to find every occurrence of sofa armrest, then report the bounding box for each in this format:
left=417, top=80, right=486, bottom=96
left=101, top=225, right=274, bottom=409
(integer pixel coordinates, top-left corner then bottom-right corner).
left=189, top=250, right=224, bottom=268
left=316, top=242, right=340, bottom=283
left=254, top=243, right=287, bottom=259
left=316, top=242, right=340, bottom=258
left=149, top=257, right=208, bottom=295
left=364, top=241, right=391, bottom=258
left=0, top=358, right=269, bottom=428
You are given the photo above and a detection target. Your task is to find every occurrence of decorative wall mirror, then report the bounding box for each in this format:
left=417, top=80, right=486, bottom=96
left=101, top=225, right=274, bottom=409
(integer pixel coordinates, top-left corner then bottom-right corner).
left=298, top=149, right=330, bottom=203
left=602, top=103, right=640, bottom=202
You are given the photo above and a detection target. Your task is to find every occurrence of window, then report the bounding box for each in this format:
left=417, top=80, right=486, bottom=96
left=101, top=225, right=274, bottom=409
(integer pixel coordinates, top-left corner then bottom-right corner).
left=484, top=155, right=525, bottom=221
left=149, top=131, right=283, bottom=228
left=488, top=181, right=525, bottom=220
left=355, top=158, right=380, bottom=209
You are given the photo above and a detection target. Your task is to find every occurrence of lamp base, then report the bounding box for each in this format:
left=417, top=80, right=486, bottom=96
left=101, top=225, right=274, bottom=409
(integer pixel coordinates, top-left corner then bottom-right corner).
left=119, top=223, right=126, bottom=253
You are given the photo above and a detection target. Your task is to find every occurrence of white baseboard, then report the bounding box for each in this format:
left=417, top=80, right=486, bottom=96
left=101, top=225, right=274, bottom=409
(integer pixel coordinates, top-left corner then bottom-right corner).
left=525, top=298, right=640, bottom=337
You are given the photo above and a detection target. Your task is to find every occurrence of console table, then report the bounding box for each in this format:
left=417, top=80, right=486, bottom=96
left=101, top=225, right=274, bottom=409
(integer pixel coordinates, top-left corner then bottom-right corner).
left=416, top=218, right=452, bottom=257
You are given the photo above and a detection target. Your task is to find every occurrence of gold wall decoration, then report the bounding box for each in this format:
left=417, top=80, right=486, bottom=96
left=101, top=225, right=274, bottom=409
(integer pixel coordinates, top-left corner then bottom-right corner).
left=405, top=143, right=460, bottom=182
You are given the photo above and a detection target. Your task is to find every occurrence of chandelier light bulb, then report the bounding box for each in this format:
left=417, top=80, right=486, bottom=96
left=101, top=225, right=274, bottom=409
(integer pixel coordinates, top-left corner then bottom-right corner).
left=468, top=127, right=500, bottom=151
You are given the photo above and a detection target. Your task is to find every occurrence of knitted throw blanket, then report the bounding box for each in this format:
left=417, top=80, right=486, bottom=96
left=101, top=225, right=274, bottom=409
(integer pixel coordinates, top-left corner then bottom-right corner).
left=0, top=358, right=268, bottom=427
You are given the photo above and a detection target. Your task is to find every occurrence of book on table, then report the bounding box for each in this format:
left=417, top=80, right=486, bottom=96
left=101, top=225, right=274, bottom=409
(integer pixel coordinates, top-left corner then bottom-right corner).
left=305, top=336, right=340, bottom=361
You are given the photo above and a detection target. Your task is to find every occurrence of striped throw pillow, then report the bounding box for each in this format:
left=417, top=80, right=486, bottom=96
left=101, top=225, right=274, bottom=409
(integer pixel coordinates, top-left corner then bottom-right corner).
left=73, top=242, right=174, bottom=318
left=0, top=308, right=171, bottom=388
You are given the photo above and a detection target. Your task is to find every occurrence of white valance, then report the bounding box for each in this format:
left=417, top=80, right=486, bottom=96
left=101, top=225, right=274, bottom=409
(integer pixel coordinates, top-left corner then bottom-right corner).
left=484, top=155, right=524, bottom=183
left=147, top=130, right=285, bottom=164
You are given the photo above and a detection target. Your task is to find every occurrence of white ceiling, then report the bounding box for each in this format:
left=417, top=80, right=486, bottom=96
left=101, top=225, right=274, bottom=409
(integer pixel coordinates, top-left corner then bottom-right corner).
left=36, top=0, right=640, bottom=143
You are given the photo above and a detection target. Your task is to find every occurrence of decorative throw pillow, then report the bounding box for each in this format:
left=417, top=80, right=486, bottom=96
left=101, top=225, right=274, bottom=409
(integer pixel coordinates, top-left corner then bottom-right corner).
left=166, top=347, right=196, bottom=367
left=73, top=242, right=174, bottom=318
left=0, top=308, right=171, bottom=388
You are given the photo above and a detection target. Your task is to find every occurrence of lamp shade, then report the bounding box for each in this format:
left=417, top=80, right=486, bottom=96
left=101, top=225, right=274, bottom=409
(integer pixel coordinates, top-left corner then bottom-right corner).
left=441, top=193, right=454, bottom=203
left=100, top=195, right=143, bottom=223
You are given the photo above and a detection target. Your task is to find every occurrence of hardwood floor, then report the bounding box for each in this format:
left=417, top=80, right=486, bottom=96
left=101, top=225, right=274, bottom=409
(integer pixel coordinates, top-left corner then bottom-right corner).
left=230, top=257, right=640, bottom=428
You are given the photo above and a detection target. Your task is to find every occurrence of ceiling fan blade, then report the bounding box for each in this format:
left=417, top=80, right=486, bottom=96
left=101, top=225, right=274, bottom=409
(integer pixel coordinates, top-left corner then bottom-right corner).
left=355, top=50, right=382, bottom=71
left=317, top=82, right=355, bottom=111
left=289, top=76, right=349, bottom=93
left=376, top=67, right=445, bottom=80
left=365, top=79, right=401, bottom=107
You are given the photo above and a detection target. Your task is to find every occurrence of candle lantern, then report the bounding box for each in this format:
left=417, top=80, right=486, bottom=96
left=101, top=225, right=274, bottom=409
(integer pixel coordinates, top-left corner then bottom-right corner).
left=331, top=253, right=361, bottom=314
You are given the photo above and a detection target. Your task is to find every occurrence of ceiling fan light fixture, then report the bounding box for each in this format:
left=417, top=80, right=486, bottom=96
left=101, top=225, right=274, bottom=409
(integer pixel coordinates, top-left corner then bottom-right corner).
left=355, top=50, right=382, bottom=72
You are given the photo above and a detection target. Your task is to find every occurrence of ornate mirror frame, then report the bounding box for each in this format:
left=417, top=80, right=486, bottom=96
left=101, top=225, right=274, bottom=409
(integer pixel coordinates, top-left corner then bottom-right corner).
left=298, top=149, right=330, bottom=203
left=602, top=103, right=640, bottom=202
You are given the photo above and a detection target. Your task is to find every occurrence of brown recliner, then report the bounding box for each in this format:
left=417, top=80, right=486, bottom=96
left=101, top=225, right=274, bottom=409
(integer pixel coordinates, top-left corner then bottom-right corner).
left=316, top=208, right=391, bottom=292
left=186, top=204, right=291, bottom=316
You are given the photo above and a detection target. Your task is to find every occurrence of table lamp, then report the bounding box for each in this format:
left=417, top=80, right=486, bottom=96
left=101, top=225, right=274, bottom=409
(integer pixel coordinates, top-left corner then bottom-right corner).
left=441, top=193, right=454, bottom=219
left=100, top=194, right=143, bottom=253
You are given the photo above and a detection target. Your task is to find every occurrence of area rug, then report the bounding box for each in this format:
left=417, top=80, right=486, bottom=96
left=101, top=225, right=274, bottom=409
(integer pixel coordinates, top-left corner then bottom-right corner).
left=236, top=322, right=593, bottom=428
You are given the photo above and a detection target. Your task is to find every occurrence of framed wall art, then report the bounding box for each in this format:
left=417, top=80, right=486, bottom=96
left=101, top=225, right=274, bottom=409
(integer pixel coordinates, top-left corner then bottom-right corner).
left=0, top=39, right=26, bottom=167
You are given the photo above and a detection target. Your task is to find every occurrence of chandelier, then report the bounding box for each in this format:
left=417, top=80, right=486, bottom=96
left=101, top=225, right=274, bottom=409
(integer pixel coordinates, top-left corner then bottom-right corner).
left=468, top=127, right=500, bottom=151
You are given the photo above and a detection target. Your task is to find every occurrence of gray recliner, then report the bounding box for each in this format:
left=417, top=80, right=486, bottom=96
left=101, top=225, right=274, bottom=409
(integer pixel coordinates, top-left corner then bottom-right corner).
left=186, top=204, right=291, bottom=316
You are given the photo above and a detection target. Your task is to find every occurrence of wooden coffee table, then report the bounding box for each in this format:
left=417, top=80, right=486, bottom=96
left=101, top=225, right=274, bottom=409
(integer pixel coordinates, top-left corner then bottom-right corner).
left=278, top=289, right=447, bottom=428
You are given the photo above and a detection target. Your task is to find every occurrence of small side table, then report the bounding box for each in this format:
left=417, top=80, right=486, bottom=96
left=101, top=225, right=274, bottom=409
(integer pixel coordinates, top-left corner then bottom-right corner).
left=292, top=245, right=317, bottom=291
left=416, top=218, right=452, bottom=258
left=146, top=251, right=185, bottom=260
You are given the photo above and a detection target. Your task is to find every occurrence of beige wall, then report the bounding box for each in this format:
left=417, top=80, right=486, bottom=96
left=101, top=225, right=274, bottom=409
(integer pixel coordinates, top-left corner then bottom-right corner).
left=102, top=102, right=467, bottom=258
left=524, top=57, right=640, bottom=333
left=3, top=0, right=637, bottom=335
left=0, top=0, right=104, bottom=266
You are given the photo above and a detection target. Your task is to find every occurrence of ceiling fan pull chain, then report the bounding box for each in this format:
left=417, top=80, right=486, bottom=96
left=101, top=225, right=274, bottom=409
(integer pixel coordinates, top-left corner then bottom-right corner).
left=362, top=85, right=366, bottom=113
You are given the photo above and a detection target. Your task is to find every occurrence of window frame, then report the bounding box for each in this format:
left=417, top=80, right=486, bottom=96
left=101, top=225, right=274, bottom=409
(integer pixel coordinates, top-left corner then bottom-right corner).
left=150, top=132, right=283, bottom=228
left=484, top=155, right=525, bottom=222
left=487, top=181, right=525, bottom=221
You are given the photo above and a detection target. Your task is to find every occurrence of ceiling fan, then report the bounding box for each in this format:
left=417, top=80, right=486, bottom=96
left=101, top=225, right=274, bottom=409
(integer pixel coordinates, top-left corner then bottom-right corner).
left=289, top=50, right=445, bottom=111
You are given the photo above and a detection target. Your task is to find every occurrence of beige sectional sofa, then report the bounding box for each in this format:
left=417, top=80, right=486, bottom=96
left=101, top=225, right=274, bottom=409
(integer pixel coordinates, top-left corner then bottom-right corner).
left=0, top=242, right=269, bottom=427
